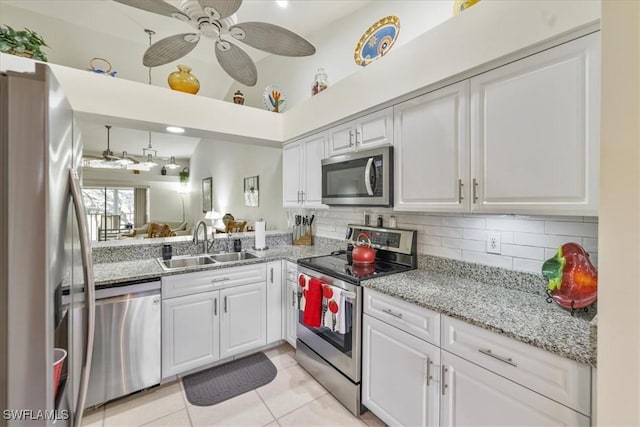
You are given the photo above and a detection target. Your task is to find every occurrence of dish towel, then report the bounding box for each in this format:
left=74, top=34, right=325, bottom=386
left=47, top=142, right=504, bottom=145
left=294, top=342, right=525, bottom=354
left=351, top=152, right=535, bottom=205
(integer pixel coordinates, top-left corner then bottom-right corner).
left=298, top=273, right=309, bottom=311
left=322, top=285, right=342, bottom=332
left=302, top=278, right=323, bottom=327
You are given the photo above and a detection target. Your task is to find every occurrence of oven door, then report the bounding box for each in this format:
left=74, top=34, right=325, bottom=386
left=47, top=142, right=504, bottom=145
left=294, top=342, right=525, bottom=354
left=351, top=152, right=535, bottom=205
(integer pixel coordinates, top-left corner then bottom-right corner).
left=296, top=266, right=362, bottom=382
left=321, top=146, right=393, bottom=206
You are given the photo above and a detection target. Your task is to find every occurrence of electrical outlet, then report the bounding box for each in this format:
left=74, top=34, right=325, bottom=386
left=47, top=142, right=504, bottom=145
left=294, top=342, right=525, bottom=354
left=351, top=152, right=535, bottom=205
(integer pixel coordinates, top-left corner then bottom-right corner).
left=487, top=231, right=501, bottom=254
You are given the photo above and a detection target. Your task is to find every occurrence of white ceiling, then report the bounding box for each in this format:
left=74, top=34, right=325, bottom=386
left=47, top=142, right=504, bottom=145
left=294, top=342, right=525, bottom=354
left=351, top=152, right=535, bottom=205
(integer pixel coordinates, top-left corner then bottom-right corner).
left=2, top=0, right=373, bottom=157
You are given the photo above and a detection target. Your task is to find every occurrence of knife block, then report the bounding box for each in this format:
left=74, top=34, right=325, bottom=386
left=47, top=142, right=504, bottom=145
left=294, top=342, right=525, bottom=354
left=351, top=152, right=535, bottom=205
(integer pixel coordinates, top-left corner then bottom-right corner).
left=293, top=230, right=313, bottom=246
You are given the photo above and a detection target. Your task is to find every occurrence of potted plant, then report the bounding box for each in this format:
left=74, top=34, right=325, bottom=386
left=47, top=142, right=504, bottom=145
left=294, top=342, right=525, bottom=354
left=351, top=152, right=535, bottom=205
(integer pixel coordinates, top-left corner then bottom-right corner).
left=179, top=167, right=190, bottom=184
left=0, top=25, right=49, bottom=61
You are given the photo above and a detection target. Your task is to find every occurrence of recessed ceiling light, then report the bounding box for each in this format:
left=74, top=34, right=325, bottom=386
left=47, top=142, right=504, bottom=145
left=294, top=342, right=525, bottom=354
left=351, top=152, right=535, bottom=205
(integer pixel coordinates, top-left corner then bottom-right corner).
left=166, top=126, right=185, bottom=134
left=276, top=0, right=289, bottom=8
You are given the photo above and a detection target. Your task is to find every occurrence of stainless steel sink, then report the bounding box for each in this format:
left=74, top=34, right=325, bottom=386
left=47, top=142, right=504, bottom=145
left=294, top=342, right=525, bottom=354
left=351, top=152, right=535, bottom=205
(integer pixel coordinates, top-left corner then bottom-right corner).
left=209, top=252, right=260, bottom=263
left=158, top=255, right=216, bottom=270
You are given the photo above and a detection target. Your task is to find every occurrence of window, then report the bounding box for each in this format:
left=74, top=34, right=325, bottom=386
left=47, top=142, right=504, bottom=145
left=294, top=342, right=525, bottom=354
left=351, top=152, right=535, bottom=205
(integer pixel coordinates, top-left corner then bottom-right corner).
left=82, top=187, right=136, bottom=241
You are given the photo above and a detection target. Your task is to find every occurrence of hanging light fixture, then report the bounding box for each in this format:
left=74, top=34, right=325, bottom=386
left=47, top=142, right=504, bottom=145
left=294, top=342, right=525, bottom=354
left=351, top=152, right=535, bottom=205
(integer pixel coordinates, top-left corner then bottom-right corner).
left=165, top=156, right=181, bottom=170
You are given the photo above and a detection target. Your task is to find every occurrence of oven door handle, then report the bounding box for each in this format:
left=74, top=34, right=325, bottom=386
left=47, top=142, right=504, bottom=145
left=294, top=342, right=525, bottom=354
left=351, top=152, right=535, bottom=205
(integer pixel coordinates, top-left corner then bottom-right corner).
left=342, top=291, right=356, bottom=299
left=364, top=157, right=375, bottom=196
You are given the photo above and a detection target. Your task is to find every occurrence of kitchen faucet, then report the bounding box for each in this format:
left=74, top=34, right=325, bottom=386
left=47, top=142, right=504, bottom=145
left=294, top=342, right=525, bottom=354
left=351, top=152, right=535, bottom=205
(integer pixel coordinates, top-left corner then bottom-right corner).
left=193, top=220, right=209, bottom=254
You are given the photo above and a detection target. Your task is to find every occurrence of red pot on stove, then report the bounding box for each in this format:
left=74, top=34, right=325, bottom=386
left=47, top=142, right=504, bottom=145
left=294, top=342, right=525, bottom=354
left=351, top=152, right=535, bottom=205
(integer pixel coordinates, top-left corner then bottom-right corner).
left=352, top=232, right=376, bottom=264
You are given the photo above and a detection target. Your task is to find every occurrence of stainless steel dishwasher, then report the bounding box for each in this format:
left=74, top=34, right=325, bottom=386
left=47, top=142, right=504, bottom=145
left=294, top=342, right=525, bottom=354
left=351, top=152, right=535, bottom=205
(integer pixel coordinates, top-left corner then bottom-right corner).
left=85, top=279, right=161, bottom=407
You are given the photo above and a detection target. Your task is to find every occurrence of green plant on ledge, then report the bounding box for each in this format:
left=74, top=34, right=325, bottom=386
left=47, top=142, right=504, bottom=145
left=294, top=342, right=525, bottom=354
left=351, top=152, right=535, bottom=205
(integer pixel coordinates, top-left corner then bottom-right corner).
left=0, top=25, right=49, bottom=62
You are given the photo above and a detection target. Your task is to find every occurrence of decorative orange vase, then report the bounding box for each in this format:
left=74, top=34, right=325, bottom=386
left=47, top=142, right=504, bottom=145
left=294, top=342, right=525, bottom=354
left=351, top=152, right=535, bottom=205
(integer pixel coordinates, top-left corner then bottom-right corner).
left=168, top=65, right=200, bottom=94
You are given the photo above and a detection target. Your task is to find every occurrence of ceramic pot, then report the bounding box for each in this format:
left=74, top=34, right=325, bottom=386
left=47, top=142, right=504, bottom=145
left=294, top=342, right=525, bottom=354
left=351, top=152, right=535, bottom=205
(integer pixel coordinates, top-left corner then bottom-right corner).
left=168, top=65, right=200, bottom=94
left=233, top=90, right=245, bottom=105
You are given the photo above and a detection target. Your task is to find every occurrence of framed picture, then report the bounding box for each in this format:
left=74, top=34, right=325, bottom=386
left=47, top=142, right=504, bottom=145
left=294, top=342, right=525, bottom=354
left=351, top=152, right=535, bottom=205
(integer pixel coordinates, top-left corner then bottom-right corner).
left=202, top=177, right=212, bottom=213
left=244, top=175, right=259, bottom=207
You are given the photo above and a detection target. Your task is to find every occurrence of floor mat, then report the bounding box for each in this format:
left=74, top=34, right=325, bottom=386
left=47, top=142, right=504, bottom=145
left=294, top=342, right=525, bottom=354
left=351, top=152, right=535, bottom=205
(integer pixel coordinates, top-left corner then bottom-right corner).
left=182, top=352, right=277, bottom=406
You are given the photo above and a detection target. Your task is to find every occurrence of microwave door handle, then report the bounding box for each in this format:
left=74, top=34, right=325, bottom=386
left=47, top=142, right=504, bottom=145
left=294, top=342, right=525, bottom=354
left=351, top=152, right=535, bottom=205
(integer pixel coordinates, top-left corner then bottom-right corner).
left=69, top=168, right=96, bottom=427
left=364, top=157, right=375, bottom=196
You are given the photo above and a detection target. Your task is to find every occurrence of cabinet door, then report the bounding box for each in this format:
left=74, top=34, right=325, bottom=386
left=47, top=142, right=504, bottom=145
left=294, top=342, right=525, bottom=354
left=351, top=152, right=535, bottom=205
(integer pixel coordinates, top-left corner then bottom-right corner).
left=266, top=261, right=283, bottom=344
left=285, top=281, right=298, bottom=348
left=440, top=351, right=590, bottom=427
left=328, top=121, right=356, bottom=156
left=219, top=282, right=266, bottom=359
left=356, top=107, right=393, bottom=150
left=302, top=132, right=328, bottom=207
left=282, top=141, right=303, bottom=207
left=470, top=32, right=599, bottom=215
left=394, top=82, right=469, bottom=212
left=162, top=291, right=219, bottom=377
left=362, top=314, right=440, bottom=427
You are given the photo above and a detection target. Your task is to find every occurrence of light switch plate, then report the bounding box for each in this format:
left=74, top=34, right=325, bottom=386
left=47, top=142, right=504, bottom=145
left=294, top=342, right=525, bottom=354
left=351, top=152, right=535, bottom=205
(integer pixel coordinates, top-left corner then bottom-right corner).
left=487, top=231, right=501, bottom=254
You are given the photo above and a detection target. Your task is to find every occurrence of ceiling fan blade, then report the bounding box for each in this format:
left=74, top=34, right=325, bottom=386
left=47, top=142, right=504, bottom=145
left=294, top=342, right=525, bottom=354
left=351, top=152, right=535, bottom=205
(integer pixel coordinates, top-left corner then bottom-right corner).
left=198, top=0, right=242, bottom=20
left=143, top=33, right=200, bottom=67
left=215, top=40, right=257, bottom=87
left=229, top=22, right=316, bottom=57
left=113, top=0, right=189, bottom=19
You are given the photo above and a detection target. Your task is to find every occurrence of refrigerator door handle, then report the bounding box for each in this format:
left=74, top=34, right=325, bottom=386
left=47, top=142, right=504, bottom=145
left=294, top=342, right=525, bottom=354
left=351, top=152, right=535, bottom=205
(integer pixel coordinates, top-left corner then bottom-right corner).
left=69, top=168, right=96, bottom=427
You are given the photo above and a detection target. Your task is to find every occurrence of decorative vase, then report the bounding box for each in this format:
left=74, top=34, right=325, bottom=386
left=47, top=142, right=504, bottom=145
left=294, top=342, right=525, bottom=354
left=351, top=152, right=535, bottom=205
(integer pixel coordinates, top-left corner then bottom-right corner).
left=168, top=65, right=200, bottom=94
left=311, top=68, right=329, bottom=96
left=233, top=90, right=245, bottom=105
left=160, top=166, right=167, bottom=176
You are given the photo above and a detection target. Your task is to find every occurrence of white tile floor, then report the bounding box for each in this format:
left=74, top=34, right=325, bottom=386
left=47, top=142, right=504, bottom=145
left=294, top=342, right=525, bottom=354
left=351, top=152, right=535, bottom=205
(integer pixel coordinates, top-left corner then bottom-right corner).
left=82, top=344, right=386, bottom=427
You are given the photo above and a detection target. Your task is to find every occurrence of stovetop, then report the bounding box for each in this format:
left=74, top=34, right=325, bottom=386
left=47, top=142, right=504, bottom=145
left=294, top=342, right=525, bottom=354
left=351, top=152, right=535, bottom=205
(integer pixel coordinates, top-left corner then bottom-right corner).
left=297, top=252, right=415, bottom=284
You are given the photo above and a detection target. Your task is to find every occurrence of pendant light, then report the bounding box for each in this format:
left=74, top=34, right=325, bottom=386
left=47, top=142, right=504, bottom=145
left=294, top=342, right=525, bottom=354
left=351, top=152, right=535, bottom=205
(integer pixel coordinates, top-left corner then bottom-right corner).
left=164, top=156, right=181, bottom=170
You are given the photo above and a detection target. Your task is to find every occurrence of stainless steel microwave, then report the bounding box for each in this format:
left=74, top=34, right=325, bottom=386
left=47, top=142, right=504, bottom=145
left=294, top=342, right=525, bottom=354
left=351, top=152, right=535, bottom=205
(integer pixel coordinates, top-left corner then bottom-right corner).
left=321, top=146, right=393, bottom=206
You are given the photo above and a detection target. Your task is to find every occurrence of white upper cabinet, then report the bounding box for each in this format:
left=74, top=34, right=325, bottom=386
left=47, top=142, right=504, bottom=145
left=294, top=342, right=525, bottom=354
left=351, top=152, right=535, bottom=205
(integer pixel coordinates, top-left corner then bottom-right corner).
left=394, top=81, right=470, bottom=211
left=470, top=32, right=600, bottom=215
left=328, top=108, right=393, bottom=156
left=282, top=132, right=328, bottom=208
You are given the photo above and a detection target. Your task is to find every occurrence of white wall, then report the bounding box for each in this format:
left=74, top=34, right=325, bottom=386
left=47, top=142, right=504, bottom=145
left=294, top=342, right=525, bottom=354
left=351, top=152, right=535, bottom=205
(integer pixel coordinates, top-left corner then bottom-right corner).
left=598, top=2, right=640, bottom=425
left=187, top=139, right=287, bottom=230
left=223, top=1, right=453, bottom=110
left=310, top=207, right=598, bottom=274
left=82, top=167, right=190, bottom=223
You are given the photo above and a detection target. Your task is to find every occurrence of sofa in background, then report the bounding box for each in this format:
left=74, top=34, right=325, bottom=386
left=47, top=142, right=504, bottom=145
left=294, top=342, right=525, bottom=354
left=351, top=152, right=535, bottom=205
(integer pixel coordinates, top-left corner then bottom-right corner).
left=129, top=221, right=193, bottom=238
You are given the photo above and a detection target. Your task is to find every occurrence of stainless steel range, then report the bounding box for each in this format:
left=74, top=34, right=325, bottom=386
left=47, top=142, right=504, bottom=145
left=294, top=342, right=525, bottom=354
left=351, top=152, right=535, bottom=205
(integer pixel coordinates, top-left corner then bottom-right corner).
left=295, top=224, right=417, bottom=415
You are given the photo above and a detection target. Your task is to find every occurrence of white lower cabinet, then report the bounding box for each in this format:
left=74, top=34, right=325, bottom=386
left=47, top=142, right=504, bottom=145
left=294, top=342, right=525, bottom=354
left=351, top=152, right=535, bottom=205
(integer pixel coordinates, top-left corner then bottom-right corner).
left=440, top=350, right=590, bottom=427
left=162, top=291, right=220, bottom=377
left=266, top=261, right=283, bottom=344
left=285, top=280, right=298, bottom=348
left=362, top=314, right=440, bottom=427
left=161, top=263, right=269, bottom=378
left=219, top=282, right=266, bottom=359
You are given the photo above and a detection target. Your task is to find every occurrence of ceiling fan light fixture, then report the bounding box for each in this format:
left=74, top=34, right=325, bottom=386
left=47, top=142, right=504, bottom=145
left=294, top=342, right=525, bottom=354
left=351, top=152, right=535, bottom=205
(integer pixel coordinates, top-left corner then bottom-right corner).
left=165, top=156, right=181, bottom=169
left=117, top=151, right=136, bottom=165
left=140, top=153, right=158, bottom=168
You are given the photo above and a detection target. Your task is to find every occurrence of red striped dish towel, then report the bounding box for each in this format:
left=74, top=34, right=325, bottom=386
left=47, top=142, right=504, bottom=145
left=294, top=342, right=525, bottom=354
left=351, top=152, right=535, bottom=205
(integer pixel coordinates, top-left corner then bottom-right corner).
left=302, top=278, right=323, bottom=327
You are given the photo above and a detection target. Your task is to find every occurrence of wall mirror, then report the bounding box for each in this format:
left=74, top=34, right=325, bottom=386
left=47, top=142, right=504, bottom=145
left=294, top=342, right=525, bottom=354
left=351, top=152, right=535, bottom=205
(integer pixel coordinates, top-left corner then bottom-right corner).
left=244, top=175, right=259, bottom=207
left=202, top=177, right=213, bottom=213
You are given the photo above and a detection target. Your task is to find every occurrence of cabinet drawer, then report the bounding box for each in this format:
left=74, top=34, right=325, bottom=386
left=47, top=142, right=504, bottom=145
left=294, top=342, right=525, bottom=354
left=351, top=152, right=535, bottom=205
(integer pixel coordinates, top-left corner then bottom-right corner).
left=162, top=264, right=267, bottom=299
left=441, top=315, right=591, bottom=415
left=286, top=261, right=297, bottom=282
left=364, top=288, right=440, bottom=346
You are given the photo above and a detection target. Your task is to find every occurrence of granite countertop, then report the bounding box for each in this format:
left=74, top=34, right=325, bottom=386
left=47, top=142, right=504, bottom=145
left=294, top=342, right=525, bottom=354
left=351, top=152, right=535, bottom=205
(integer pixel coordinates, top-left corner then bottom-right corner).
left=362, top=269, right=596, bottom=367
left=93, top=245, right=335, bottom=287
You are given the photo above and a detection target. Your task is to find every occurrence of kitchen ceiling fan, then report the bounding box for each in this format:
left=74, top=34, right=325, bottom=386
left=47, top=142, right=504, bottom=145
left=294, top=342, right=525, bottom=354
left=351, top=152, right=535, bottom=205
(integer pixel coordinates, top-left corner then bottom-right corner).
left=113, top=0, right=316, bottom=86
left=84, top=125, right=140, bottom=168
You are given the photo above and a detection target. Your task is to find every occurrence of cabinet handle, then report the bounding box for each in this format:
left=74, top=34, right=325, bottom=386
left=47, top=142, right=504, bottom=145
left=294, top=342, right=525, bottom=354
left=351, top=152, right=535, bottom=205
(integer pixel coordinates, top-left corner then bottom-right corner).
left=355, top=130, right=361, bottom=146
left=425, top=358, right=433, bottom=386
left=224, top=296, right=228, bottom=313
left=301, top=191, right=305, bottom=202
left=214, top=297, right=217, bottom=316
left=210, top=277, right=229, bottom=283
left=292, top=290, right=296, bottom=307
left=458, top=179, right=464, bottom=203
left=297, top=190, right=301, bottom=204
left=382, top=308, right=403, bottom=319
left=478, top=348, right=517, bottom=367
left=270, top=267, right=274, bottom=284
left=472, top=178, right=478, bottom=203
left=349, top=131, right=354, bottom=147
left=441, top=366, right=448, bottom=396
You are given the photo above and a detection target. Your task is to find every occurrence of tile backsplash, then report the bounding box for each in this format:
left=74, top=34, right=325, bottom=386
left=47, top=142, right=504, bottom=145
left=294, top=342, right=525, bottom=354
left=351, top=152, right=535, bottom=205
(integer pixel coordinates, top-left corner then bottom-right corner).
left=306, top=207, right=598, bottom=274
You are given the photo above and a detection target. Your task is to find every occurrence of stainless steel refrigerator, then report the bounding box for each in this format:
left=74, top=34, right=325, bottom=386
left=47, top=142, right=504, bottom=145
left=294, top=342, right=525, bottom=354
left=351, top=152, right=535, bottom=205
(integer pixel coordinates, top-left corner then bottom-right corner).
left=0, top=63, right=95, bottom=426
